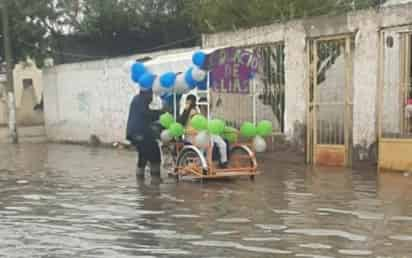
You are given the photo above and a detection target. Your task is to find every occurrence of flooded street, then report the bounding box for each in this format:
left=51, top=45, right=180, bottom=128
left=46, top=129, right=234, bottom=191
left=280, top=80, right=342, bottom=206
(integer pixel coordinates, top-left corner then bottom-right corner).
left=1, top=144, right=412, bottom=258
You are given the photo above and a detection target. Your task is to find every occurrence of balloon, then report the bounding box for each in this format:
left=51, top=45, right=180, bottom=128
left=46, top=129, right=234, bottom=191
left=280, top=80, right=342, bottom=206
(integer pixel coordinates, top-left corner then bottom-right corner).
left=256, top=120, right=273, bottom=137
left=208, top=119, right=225, bottom=135
left=223, top=127, right=238, bottom=144
left=223, top=128, right=238, bottom=144
left=197, top=79, right=208, bottom=90
left=131, top=62, right=146, bottom=83
left=160, top=72, right=176, bottom=89
left=174, top=73, right=191, bottom=94
left=195, top=131, right=210, bottom=149
left=160, top=130, right=173, bottom=143
left=240, top=122, right=257, bottom=138
left=192, top=51, right=206, bottom=68
left=138, top=72, right=156, bottom=89
left=223, top=133, right=238, bottom=144
left=169, top=122, right=185, bottom=138
left=224, top=126, right=238, bottom=134
left=123, top=60, right=135, bottom=74
left=190, top=114, right=208, bottom=131
left=185, top=68, right=197, bottom=89
left=253, top=136, right=267, bottom=153
left=149, top=94, right=163, bottom=110
left=191, top=67, right=206, bottom=82
left=160, top=112, right=174, bottom=129
left=152, top=77, right=166, bottom=95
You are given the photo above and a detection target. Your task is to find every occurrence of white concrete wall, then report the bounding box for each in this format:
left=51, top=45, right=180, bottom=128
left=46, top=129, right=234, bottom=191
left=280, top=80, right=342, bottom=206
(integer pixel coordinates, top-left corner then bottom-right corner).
left=0, top=83, right=6, bottom=125
left=202, top=3, right=412, bottom=158
left=43, top=47, right=198, bottom=144
left=44, top=57, right=138, bottom=143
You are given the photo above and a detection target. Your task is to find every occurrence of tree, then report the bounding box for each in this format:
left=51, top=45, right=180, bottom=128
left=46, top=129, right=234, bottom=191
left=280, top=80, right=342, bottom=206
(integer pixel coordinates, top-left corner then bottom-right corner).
left=0, top=0, right=385, bottom=66
left=0, top=0, right=84, bottom=66
left=184, top=0, right=383, bottom=33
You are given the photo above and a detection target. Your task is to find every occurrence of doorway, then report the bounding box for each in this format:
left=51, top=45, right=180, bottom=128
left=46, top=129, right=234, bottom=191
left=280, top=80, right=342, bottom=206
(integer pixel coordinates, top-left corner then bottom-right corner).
left=307, top=35, right=353, bottom=167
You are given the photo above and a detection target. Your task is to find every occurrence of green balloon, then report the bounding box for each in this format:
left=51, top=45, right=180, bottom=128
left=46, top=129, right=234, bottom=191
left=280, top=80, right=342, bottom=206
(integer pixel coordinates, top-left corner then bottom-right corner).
left=257, top=120, right=273, bottom=137
left=160, top=113, right=174, bottom=129
left=190, top=114, right=208, bottom=131
left=169, top=122, right=185, bottom=137
left=224, top=126, right=238, bottom=134
left=223, top=127, right=238, bottom=144
left=240, top=122, right=257, bottom=138
left=208, top=119, right=225, bottom=135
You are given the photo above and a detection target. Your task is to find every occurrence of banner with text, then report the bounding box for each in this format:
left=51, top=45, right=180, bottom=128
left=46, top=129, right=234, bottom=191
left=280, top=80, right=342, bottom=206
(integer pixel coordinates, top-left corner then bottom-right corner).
left=205, top=47, right=260, bottom=94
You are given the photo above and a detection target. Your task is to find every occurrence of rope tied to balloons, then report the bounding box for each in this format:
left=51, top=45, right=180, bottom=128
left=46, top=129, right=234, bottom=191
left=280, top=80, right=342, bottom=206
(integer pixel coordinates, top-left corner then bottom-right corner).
left=159, top=112, right=273, bottom=153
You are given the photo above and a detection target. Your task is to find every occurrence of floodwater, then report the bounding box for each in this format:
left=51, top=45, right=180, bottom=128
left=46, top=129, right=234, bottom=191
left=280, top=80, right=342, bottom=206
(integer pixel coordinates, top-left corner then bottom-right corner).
left=1, top=144, right=412, bottom=258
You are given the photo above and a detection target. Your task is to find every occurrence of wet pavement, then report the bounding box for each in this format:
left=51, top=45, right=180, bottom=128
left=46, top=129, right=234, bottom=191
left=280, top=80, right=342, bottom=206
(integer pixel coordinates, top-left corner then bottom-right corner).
left=1, top=143, right=412, bottom=258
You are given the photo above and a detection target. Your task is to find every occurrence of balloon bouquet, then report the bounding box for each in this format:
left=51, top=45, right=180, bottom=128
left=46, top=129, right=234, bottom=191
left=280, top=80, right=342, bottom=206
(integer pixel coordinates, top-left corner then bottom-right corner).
left=126, top=50, right=273, bottom=153
left=126, top=50, right=208, bottom=97
left=159, top=113, right=273, bottom=153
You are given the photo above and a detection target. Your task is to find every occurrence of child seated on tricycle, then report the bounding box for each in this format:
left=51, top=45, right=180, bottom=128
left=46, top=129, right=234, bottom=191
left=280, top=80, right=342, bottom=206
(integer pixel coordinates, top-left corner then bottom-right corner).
left=179, top=95, right=230, bottom=168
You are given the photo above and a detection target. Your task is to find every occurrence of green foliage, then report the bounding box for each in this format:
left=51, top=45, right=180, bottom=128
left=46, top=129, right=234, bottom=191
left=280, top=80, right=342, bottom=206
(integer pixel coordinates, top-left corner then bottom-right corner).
left=0, top=0, right=384, bottom=66
left=187, top=0, right=383, bottom=33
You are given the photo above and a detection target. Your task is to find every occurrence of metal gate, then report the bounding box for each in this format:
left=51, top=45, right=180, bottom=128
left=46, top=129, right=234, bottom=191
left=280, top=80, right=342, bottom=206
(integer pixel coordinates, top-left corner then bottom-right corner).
left=307, top=36, right=353, bottom=167
left=378, top=27, right=412, bottom=172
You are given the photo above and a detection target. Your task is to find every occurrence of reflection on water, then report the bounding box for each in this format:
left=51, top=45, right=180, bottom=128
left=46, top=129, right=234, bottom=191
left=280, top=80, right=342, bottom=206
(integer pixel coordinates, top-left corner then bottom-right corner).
left=1, top=143, right=412, bottom=257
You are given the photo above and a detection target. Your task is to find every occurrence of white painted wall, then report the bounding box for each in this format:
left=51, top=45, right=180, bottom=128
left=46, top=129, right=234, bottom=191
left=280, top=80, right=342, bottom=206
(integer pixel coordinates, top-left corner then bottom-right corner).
left=0, top=83, right=6, bottom=125
left=43, top=47, right=198, bottom=143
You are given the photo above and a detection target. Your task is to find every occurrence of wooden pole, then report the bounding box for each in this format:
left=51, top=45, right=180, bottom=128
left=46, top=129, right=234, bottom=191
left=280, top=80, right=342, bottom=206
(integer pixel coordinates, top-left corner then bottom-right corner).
left=1, top=0, right=18, bottom=143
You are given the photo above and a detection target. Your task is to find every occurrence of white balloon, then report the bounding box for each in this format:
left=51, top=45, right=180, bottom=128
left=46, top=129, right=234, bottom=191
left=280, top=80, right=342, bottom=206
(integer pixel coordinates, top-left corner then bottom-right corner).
left=152, top=77, right=168, bottom=95
left=253, top=136, right=267, bottom=153
left=123, top=60, right=135, bottom=74
left=195, top=131, right=210, bottom=149
left=174, top=73, right=191, bottom=94
left=191, top=67, right=206, bottom=82
left=161, top=130, right=173, bottom=143
left=149, top=94, right=163, bottom=111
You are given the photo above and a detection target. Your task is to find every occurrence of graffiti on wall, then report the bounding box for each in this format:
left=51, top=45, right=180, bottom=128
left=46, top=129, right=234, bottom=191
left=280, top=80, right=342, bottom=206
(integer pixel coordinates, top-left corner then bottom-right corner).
left=206, top=47, right=260, bottom=94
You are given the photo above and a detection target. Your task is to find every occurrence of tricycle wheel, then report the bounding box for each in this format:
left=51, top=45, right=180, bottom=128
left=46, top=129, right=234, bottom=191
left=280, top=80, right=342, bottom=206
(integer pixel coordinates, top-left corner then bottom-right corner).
left=229, top=146, right=255, bottom=169
left=176, top=148, right=205, bottom=179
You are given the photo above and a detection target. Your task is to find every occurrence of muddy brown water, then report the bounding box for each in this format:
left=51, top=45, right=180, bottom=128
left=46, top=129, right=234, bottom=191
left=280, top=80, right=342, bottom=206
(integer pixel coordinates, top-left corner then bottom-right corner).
left=1, top=143, right=412, bottom=258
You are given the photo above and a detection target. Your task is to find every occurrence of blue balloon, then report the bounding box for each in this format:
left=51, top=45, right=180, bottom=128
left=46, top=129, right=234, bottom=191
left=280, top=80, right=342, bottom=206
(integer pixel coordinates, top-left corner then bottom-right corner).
left=192, top=51, right=206, bottom=68
left=160, top=72, right=176, bottom=89
left=161, top=93, right=173, bottom=103
left=138, top=73, right=156, bottom=89
left=185, top=68, right=197, bottom=89
left=197, top=79, right=208, bottom=90
left=131, top=62, right=146, bottom=83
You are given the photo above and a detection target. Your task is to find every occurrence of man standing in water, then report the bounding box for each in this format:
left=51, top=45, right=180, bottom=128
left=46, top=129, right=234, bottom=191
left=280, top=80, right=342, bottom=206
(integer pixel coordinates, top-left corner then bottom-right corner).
left=126, top=89, right=162, bottom=179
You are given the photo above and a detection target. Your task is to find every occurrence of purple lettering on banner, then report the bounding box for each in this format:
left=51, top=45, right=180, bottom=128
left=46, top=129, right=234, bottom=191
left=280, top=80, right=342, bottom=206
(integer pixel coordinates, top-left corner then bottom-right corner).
left=205, top=47, right=259, bottom=94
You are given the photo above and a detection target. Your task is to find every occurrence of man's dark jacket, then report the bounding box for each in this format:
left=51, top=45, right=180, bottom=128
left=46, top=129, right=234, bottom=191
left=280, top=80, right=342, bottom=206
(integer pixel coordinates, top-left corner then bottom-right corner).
left=126, top=93, right=160, bottom=144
